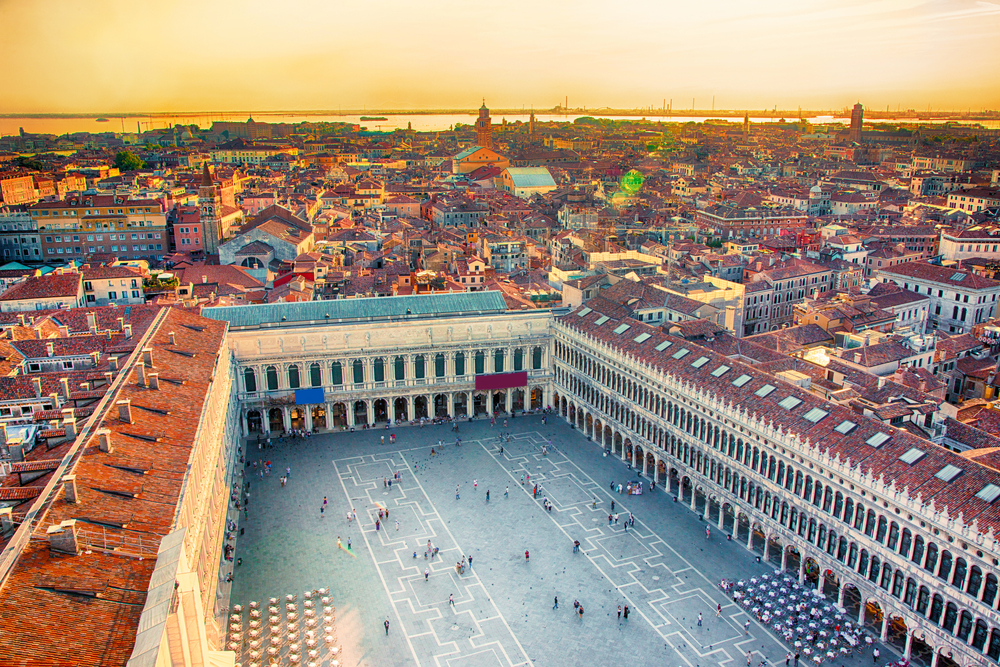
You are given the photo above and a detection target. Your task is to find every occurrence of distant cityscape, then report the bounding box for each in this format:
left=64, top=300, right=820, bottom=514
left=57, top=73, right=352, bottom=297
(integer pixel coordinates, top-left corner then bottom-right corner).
left=2, top=98, right=1000, bottom=667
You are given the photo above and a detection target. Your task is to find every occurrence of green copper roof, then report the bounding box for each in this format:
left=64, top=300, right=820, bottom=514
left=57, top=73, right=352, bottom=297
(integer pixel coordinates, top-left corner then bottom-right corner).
left=201, top=291, right=508, bottom=328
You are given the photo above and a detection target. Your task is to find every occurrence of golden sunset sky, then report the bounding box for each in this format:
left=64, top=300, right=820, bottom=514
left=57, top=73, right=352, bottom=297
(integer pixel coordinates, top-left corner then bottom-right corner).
left=1, top=0, right=999, bottom=113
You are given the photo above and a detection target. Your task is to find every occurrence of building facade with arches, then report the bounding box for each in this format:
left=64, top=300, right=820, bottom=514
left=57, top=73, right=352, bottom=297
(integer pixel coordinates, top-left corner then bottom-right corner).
left=201, top=290, right=1000, bottom=667
left=551, top=298, right=1000, bottom=667
left=202, top=292, right=553, bottom=437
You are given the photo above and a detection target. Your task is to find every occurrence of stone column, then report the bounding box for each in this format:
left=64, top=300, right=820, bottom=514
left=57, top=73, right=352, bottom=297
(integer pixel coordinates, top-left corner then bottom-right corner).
left=241, top=411, right=249, bottom=437
left=281, top=406, right=290, bottom=432
left=837, top=584, right=846, bottom=607
left=799, top=557, right=807, bottom=585
left=818, top=571, right=826, bottom=595
left=642, top=452, right=649, bottom=476
left=879, top=613, right=889, bottom=642
left=620, top=437, right=627, bottom=462
left=782, top=546, right=789, bottom=572
left=904, top=629, right=914, bottom=660
left=930, top=648, right=939, bottom=667
left=487, top=392, right=494, bottom=415
left=407, top=395, right=414, bottom=421
left=857, top=599, right=865, bottom=624
left=304, top=407, right=313, bottom=432
left=762, top=537, right=770, bottom=563
left=732, top=510, right=740, bottom=541
left=718, top=504, right=726, bottom=531
left=347, top=404, right=355, bottom=427
left=505, top=390, right=512, bottom=413
left=468, top=391, right=474, bottom=417
left=746, top=521, right=754, bottom=550
left=691, top=485, right=698, bottom=512
left=262, top=409, right=271, bottom=434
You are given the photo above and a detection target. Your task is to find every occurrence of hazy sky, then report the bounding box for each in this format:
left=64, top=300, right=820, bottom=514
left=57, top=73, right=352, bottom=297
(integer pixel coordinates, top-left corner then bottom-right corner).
left=1, top=0, right=999, bottom=113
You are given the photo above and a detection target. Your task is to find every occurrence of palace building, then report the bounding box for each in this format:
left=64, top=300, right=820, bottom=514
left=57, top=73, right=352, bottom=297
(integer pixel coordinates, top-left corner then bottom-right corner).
left=551, top=296, right=1000, bottom=667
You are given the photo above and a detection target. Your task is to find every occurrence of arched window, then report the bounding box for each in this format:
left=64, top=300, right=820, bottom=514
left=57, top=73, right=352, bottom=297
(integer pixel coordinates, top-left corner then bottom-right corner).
left=916, top=587, right=929, bottom=615
left=928, top=595, right=944, bottom=624
left=352, top=359, right=364, bottom=384
left=911, top=534, right=924, bottom=565
left=414, top=355, right=426, bottom=379
left=455, top=352, right=466, bottom=376
left=532, top=346, right=543, bottom=369
left=475, top=351, right=485, bottom=374
left=394, top=356, right=405, bottom=380
left=938, top=550, right=953, bottom=581
left=243, top=367, right=257, bottom=392
left=864, top=509, right=877, bottom=537
left=957, top=611, right=973, bottom=642
left=967, top=566, right=983, bottom=598
left=903, top=578, right=916, bottom=607
left=941, top=602, right=958, bottom=633
left=435, top=353, right=446, bottom=378
left=265, top=365, right=278, bottom=391
left=898, top=528, right=912, bottom=557
left=858, top=550, right=869, bottom=576
left=842, top=497, right=853, bottom=525
left=310, top=362, right=322, bottom=387
left=287, top=364, right=300, bottom=388
left=875, top=516, right=888, bottom=543
left=494, top=349, right=505, bottom=373
left=951, top=557, right=967, bottom=589
left=373, top=358, right=385, bottom=382
left=924, top=542, right=938, bottom=573
left=886, top=522, right=899, bottom=550
left=514, top=348, right=524, bottom=371
left=847, top=543, right=858, bottom=568
left=331, top=361, right=343, bottom=386
left=868, top=556, right=880, bottom=583
left=983, top=573, right=998, bottom=606
left=833, top=491, right=843, bottom=518
left=853, top=503, right=865, bottom=531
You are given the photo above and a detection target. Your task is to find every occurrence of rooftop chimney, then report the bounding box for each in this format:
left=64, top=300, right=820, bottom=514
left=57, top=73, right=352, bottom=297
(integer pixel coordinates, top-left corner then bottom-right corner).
left=32, top=377, right=41, bottom=398
left=46, top=519, right=80, bottom=554
left=148, top=372, right=159, bottom=390
left=87, top=312, right=98, bottom=334
left=136, top=362, right=146, bottom=386
left=117, top=399, right=132, bottom=424
left=46, top=342, right=54, bottom=357
left=109, top=356, right=119, bottom=371
left=97, top=428, right=113, bottom=453
left=58, top=325, right=69, bottom=337
left=8, top=442, right=24, bottom=462
left=104, top=371, right=113, bottom=386
left=61, top=474, right=78, bottom=503
left=0, top=508, right=13, bottom=535
left=16, top=314, right=25, bottom=327
left=117, top=316, right=124, bottom=331
left=48, top=392, right=61, bottom=409
left=61, top=408, right=77, bottom=439
left=142, top=348, right=153, bottom=367
left=0, top=424, right=6, bottom=447
left=124, top=324, right=132, bottom=339
left=168, top=331, right=175, bottom=345
left=59, top=377, right=70, bottom=399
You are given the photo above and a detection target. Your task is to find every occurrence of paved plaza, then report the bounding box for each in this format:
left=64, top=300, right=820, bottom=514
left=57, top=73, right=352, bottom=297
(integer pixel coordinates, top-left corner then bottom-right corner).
left=228, top=415, right=893, bottom=667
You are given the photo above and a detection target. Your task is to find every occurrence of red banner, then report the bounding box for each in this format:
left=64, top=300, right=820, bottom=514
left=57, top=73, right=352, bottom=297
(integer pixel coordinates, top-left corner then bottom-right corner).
left=475, top=372, right=527, bottom=390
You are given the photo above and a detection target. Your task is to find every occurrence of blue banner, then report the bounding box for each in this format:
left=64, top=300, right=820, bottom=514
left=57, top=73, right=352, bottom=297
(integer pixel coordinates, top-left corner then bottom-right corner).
left=294, top=388, right=325, bottom=405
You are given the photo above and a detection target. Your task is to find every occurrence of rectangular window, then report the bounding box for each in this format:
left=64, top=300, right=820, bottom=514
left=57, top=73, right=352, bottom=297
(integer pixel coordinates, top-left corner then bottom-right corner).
left=834, top=420, right=857, bottom=434
left=778, top=396, right=802, bottom=410
left=711, top=365, right=731, bottom=377
left=732, top=374, right=752, bottom=387
left=755, top=384, right=776, bottom=398
left=803, top=407, right=828, bottom=422
left=691, top=356, right=710, bottom=368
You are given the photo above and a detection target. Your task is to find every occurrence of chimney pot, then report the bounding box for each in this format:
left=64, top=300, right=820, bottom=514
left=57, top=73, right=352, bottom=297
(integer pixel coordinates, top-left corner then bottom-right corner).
left=46, top=519, right=80, bottom=554
left=117, top=399, right=132, bottom=424
left=60, top=377, right=70, bottom=398
left=104, top=371, right=113, bottom=386
left=109, top=356, right=119, bottom=371
left=142, top=348, right=153, bottom=367
left=97, top=428, right=113, bottom=453
left=87, top=312, right=98, bottom=333
left=148, top=372, right=159, bottom=390
left=48, top=392, right=61, bottom=409
left=0, top=508, right=12, bottom=535
left=117, top=316, right=124, bottom=331
left=59, top=325, right=69, bottom=337
left=124, top=324, right=132, bottom=338
left=168, top=331, right=175, bottom=345
left=61, top=474, right=78, bottom=503
left=136, top=362, right=146, bottom=386
left=46, top=342, right=54, bottom=357
left=32, top=377, right=41, bottom=398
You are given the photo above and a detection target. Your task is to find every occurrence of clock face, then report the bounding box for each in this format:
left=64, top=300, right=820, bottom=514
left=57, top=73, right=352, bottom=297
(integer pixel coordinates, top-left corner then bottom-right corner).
left=620, top=170, right=644, bottom=195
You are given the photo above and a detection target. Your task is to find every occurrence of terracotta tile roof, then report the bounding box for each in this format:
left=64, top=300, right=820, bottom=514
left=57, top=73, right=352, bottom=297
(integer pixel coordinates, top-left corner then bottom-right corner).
left=0, top=306, right=228, bottom=666
left=0, top=273, right=81, bottom=302
left=880, top=261, right=1000, bottom=290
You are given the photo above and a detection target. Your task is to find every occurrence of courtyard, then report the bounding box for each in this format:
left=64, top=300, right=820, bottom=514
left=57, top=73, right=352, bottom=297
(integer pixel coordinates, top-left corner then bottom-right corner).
left=226, top=414, right=894, bottom=667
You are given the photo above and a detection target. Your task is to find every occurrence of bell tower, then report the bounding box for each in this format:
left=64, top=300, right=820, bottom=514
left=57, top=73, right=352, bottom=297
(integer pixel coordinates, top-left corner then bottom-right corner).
left=199, top=162, right=222, bottom=254
left=476, top=100, right=493, bottom=149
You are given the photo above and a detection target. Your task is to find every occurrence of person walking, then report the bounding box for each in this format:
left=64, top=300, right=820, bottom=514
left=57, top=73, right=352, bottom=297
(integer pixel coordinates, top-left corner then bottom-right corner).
left=486, top=489, right=490, bottom=501
left=872, top=648, right=880, bottom=664
left=793, top=652, right=799, bottom=666
left=697, top=612, right=702, bottom=626
left=347, top=537, right=351, bottom=550
left=337, top=536, right=341, bottom=549
left=395, top=520, right=399, bottom=531
left=323, top=496, right=328, bottom=508
left=456, top=485, right=460, bottom=500
left=449, top=594, right=455, bottom=606
left=608, top=514, right=613, bottom=526
left=745, top=619, right=750, bottom=635
left=467, top=555, right=472, bottom=569
left=384, top=618, right=390, bottom=635
left=578, top=604, right=584, bottom=620
left=617, top=605, right=622, bottom=619
left=717, top=603, right=722, bottom=617
left=785, top=652, right=792, bottom=667
left=706, top=525, right=711, bottom=540
left=474, top=479, right=478, bottom=491
left=553, top=596, right=558, bottom=610
left=746, top=651, right=752, bottom=667
left=505, top=486, right=509, bottom=498
left=424, top=568, right=429, bottom=581
left=524, top=549, right=529, bottom=562
left=320, top=505, right=325, bottom=517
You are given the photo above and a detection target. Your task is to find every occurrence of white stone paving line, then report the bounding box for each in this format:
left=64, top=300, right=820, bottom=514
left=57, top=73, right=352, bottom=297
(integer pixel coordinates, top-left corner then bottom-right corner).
left=480, top=433, right=789, bottom=667
left=336, top=452, right=532, bottom=667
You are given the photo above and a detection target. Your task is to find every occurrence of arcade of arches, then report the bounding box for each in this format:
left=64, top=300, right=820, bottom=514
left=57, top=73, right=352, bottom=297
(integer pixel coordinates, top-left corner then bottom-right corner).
left=552, top=326, right=1000, bottom=667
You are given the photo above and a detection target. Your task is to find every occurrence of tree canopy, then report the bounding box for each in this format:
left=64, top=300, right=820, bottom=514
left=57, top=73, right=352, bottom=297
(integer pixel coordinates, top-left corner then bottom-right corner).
left=114, top=150, right=145, bottom=171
